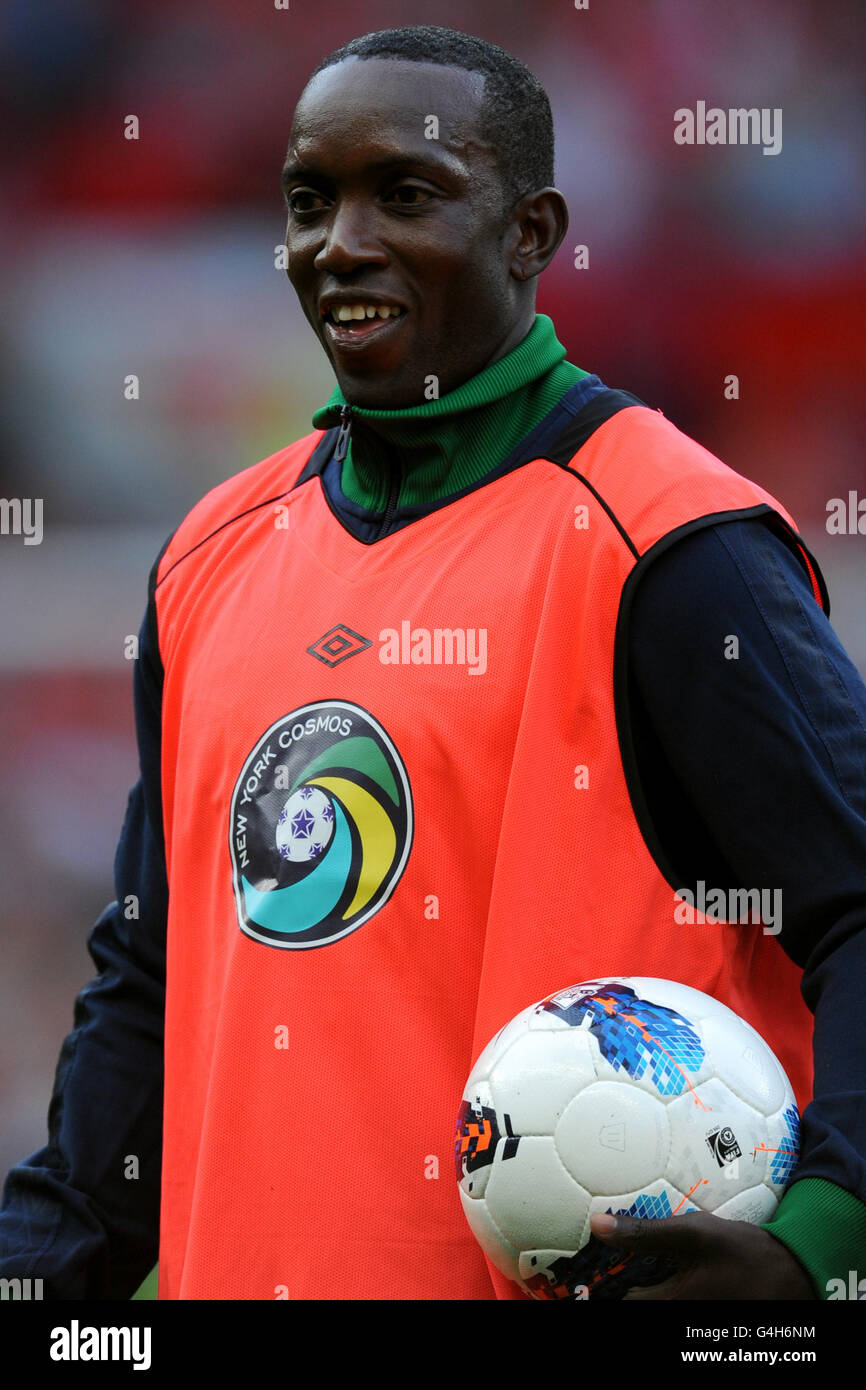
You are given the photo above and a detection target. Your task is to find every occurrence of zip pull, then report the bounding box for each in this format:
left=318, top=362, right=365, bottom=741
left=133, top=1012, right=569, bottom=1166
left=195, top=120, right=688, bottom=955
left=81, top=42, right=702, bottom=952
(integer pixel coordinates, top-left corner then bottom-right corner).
left=334, top=404, right=353, bottom=463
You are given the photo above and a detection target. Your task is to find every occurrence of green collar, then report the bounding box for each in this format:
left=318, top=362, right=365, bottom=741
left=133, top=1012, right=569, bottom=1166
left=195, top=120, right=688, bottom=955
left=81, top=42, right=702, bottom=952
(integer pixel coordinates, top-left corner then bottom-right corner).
left=310, top=314, right=588, bottom=511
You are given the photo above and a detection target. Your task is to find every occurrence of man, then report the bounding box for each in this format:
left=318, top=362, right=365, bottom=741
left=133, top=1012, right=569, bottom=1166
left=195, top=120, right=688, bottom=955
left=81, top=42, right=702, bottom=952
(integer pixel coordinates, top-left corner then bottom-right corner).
left=1, top=26, right=864, bottom=1301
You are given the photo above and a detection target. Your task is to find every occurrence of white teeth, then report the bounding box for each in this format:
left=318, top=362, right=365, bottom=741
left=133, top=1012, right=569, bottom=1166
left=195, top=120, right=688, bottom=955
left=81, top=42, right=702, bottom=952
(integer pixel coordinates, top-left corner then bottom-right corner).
left=331, top=304, right=402, bottom=322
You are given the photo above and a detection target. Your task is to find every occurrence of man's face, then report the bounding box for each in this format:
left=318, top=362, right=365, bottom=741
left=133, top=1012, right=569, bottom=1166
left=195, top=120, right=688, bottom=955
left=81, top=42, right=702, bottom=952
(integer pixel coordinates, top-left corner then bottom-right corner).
left=283, top=57, right=530, bottom=409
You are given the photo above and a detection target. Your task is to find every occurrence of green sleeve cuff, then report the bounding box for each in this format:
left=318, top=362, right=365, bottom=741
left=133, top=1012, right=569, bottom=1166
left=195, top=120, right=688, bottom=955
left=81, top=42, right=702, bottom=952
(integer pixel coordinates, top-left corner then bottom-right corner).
left=761, top=1177, right=866, bottom=1299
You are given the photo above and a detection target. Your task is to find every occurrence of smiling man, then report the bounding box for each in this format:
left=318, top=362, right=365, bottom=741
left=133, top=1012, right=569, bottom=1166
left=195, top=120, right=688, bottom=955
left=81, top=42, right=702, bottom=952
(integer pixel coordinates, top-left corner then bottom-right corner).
left=283, top=53, right=546, bottom=409
left=2, top=25, right=866, bottom=1303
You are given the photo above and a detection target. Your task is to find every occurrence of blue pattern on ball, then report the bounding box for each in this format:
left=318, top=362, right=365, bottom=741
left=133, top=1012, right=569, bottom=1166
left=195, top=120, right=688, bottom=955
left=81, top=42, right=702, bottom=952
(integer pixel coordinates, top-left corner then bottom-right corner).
left=770, top=1104, right=799, bottom=1185
left=542, top=983, right=705, bottom=1095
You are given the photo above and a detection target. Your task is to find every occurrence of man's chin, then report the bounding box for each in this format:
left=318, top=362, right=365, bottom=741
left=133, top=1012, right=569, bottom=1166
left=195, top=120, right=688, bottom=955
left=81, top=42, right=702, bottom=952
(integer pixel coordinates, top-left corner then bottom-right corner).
left=335, top=371, right=431, bottom=412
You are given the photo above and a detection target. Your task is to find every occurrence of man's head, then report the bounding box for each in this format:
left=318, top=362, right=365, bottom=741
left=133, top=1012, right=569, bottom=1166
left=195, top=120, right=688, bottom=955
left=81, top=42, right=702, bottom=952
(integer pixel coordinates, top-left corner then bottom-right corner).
left=282, top=26, right=568, bottom=408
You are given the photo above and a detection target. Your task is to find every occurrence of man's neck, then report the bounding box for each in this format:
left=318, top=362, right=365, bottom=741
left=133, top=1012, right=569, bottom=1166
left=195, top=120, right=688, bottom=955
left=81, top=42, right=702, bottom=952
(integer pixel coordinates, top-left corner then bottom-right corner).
left=310, top=314, right=589, bottom=512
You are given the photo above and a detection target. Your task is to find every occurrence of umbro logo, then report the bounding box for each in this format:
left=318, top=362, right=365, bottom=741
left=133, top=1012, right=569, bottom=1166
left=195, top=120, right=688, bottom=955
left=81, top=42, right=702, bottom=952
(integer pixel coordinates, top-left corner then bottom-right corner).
left=307, top=624, right=372, bottom=667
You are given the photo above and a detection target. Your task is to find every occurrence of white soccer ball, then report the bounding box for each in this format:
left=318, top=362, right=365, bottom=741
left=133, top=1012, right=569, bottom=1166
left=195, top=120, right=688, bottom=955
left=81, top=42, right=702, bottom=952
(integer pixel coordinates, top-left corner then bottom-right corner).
left=275, top=785, right=335, bottom=863
left=454, top=977, right=799, bottom=1299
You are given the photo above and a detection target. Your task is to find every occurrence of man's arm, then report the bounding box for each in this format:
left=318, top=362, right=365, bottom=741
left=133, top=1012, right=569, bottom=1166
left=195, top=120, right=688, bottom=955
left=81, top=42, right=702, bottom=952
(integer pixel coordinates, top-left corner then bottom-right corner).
left=602, top=513, right=866, bottom=1297
left=0, top=551, right=169, bottom=1300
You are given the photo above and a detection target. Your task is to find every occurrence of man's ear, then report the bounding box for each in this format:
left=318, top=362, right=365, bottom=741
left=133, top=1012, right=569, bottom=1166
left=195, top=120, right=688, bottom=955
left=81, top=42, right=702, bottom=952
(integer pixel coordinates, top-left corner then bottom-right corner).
left=508, top=187, right=569, bottom=282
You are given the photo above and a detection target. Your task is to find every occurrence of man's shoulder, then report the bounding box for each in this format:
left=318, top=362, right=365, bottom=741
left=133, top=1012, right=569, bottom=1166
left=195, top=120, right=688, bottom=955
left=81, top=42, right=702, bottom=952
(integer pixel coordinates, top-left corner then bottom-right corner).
left=156, top=429, right=324, bottom=584
left=568, top=398, right=798, bottom=555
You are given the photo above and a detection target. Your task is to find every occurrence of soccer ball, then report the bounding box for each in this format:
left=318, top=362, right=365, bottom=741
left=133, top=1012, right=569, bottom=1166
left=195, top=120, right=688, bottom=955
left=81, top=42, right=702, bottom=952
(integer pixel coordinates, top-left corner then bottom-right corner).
left=275, top=785, right=335, bottom=863
left=454, top=977, right=799, bottom=1300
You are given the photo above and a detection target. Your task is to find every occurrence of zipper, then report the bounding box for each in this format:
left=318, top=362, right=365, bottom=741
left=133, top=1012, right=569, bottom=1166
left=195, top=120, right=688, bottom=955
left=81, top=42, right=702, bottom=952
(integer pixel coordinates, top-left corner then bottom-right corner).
left=378, top=455, right=403, bottom=539
left=334, top=404, right=353, bottom=462
left=332, top=402, right=403, bottom=539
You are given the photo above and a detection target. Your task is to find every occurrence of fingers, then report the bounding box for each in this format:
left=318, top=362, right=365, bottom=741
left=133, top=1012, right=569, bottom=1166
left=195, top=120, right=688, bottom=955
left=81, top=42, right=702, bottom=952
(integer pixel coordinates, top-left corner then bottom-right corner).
left=590, top=1210, right=715, bottom=1252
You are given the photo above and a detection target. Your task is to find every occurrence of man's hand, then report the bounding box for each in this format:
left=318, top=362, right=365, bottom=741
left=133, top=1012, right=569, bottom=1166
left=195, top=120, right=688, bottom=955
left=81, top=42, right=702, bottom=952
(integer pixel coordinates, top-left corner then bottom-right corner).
left=589, top=1211, right=817, bottom=1299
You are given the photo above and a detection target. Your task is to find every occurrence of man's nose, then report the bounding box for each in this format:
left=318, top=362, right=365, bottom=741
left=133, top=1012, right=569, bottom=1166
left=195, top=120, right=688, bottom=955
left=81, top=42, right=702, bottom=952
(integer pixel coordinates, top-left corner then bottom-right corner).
left=314, top=198, right=388, bottom=274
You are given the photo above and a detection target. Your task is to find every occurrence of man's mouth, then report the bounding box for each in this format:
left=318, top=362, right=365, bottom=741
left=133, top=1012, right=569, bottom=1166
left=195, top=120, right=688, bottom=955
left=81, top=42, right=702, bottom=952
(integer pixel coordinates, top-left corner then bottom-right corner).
left=320, top=302, right=407, bottom=346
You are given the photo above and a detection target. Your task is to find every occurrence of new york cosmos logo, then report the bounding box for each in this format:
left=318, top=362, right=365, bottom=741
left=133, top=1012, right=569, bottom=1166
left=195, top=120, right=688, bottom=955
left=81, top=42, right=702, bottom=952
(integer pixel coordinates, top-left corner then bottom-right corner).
left=229, top=701, right=413, bottom=949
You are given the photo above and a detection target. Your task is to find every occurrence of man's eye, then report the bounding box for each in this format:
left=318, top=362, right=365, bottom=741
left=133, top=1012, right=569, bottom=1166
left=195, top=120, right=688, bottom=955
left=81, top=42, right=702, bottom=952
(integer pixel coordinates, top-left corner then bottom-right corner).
left=388, top=185, right=433, bottom=206
left=286, top=189, right=328, bottom=214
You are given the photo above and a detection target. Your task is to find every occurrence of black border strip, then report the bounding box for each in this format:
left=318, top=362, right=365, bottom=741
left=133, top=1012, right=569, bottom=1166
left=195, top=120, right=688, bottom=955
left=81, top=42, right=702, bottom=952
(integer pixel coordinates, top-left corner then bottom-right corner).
left=153, top=434, right=330, bottom=590
left=555, top=464, right=641, bottom=561
left=155, top=489, right=296, bottom=588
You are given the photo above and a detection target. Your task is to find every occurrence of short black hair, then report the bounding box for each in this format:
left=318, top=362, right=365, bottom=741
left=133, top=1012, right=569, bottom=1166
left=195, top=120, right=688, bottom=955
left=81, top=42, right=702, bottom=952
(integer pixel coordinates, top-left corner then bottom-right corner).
left=307, top=26, right=554, bottom=212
